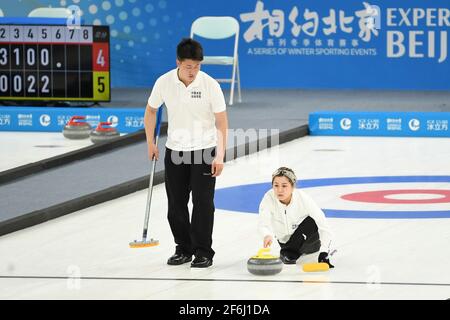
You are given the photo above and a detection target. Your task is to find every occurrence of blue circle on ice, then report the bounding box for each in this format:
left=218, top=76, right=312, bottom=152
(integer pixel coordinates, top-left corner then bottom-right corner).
left=215, top=176, right=450, bottom=219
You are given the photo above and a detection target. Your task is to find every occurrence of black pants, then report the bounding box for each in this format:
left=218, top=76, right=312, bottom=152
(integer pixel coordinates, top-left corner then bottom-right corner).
left=278, top=216, right=321, bottom=260
left=164, top=147, right=216, bottom=259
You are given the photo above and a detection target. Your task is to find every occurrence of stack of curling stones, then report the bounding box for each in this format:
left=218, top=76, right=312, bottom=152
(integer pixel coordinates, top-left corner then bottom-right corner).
left=90, top=121, right=120, bottom=144
left=62, top=116, right=92, bottom=139
left=247, top=248, right=283, bottom=275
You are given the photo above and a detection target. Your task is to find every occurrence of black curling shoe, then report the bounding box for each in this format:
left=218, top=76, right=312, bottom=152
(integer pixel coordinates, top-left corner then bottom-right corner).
left=280, top=254, right=297, bottom=265
left=190, top=256, right=213, bottom=268
left=167, top=253, right=192, bottom=265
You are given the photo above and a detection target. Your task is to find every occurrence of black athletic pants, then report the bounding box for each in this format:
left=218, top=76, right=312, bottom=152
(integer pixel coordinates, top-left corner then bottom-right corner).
left=278, top=216, right=321, bottom=259
left=164, top=147, right=216, bottom=259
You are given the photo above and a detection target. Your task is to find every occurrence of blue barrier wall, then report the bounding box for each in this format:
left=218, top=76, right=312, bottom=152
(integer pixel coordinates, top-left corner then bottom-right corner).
left=0, top=106, right=144, bottom=133
left=310, top=111, right=450, bottom=137
left=0, top=0, right=449, bottom=89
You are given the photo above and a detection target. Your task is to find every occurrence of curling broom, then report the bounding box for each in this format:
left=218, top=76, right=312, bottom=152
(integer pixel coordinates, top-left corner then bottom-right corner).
left=301, top=250, right=337, bottom=272
left=130, top=107, right=163, bottom=248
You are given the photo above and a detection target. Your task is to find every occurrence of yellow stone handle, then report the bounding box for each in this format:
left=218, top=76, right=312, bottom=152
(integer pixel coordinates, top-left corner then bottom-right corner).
left=256, top=248, right=271, bottom=257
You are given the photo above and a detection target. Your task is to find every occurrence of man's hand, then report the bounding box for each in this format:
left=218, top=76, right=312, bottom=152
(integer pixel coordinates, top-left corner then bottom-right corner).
left=211, top=155, right=224, bottom=177
left=263, top=235, right=273, bottom=248
left=148, top=143, right=159, bottom=161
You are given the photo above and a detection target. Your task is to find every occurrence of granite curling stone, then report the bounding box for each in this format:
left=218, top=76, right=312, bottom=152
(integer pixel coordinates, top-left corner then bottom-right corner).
left=62, top=116, right=92, bottom=139
left=90, top=121, right=120, bottom=144
left=247, top=248, right=283, bottom=276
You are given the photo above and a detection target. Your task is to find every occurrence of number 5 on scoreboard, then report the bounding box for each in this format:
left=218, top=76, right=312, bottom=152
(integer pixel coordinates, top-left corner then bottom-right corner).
left=97, top=76, right=105, bottom=92
left=93, top=72, right=110, bottom=101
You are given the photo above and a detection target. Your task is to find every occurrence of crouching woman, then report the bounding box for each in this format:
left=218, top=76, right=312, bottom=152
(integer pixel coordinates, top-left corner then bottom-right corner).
left=258, top=167, right=334, bottom=266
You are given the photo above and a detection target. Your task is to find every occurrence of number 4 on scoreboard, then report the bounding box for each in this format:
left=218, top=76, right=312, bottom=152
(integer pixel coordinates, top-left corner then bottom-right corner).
left=97, top=49, right=105, bottom=67
left=92, top=43, right=109, bottom=72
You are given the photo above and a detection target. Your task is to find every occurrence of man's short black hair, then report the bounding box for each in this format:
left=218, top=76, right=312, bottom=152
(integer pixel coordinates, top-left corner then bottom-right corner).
left=177, top=38, right=204, bottom=61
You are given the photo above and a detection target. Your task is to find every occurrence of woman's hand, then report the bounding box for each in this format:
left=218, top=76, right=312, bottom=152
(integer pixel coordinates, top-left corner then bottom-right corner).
left=263, top=235, right=273, bottom=248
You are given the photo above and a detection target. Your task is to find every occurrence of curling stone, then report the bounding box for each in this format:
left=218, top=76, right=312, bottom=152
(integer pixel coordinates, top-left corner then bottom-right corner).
left=247, top=248, right=283, bottom=276
left=90, top=121, right=120, bottom=144
left=62, top=116, right=92, bottom=139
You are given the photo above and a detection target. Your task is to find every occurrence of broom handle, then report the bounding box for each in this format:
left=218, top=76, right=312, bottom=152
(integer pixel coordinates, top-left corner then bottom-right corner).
left=142, top=108, right=163, bottom=240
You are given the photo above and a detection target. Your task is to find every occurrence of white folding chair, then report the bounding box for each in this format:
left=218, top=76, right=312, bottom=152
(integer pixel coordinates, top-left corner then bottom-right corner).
left=191, top=16, right=241, bottom=106
left=28, top=7, right=72, bottom=18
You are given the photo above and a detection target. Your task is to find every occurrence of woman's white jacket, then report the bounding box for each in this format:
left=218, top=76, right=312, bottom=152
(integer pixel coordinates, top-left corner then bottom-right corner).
left=258, top=189, right=333, bottom=253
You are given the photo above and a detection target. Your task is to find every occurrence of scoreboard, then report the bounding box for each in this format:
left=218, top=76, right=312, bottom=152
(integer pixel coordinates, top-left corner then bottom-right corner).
left=0, top=24, right=110, bottom=102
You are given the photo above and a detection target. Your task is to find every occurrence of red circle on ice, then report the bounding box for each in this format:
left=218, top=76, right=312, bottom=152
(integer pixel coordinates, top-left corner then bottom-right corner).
left=341, top=189, right=450, bottom=204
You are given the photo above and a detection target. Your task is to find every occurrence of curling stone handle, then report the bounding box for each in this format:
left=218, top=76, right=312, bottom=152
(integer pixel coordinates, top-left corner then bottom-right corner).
left=256, top=248, right=271, bottom=257
left=96, top=121, right=113, bottom=129
left=68, top=116, right=86, bottom=124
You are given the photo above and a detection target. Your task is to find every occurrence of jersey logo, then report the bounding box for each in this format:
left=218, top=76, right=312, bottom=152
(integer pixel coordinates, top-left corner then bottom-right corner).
left=191, top=91, right=202, bottom=99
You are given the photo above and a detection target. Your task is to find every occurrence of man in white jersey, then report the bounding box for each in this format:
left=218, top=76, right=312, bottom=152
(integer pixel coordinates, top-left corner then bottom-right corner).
left=145, top=38, right=228, bottom=268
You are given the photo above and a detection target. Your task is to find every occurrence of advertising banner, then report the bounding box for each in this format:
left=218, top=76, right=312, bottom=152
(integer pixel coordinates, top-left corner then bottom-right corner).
left=310, top=111, right=450, bottom=137
left=0, top=106, right=145, bottom=133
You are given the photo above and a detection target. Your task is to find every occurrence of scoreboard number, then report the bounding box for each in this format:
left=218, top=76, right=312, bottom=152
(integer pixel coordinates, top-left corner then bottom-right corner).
left=93, top=72, right=109, bottom=100
left=0, top=47, right=7, bottom=65
left=96, top=49, right=106, bottom=67
left=0, top=27, right=8, bottom=40
left=52, top=27, right=65, bottom=42
left=38, top=26, right=50, bottom=41
left=0, top=74, right=8, bottom=92
left=24, top=26, right=38, bottom=42
left=80, top=26, right=93, bottom=43
left=98, top=76, right=105, bottom=92
left=26, top=74, right=36, bottom=93
left=13, top=74, right=22, bottom=93
left=13, top=47, right=21, bottom=66
left=40, top=48, right=50, bottom=66
left=12, top=26, right=23, bottom=41
left=41, top=75, right=50, bottom=93
left=0, top=24, right=110, bottom=101
left=26, top=48, right=35, bottom=65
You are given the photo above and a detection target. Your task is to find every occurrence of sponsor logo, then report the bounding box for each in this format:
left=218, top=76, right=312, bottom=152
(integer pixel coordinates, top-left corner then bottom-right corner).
left=408, top=118, right=420, bottom=131
left=40, top=114, right=51, bottom=127
left=107, top=115, right=119, bottom=127
left=0, top=114, right=11, bottom=126
left=18, top=114, right=33, bottom=126
left=340, top=118, right=352, bottom=130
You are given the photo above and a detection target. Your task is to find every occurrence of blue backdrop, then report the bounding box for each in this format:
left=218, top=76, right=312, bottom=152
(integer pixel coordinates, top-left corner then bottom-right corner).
left=1, top=0, right=448, bottom=90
